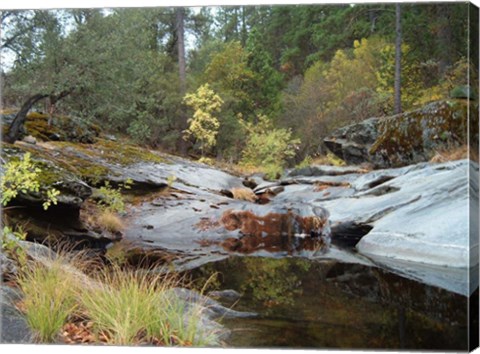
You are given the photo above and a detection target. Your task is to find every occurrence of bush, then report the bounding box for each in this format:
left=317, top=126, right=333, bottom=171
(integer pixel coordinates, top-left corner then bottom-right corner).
left=241, top=115, right=300, bottom=180
left=96, top=179, right=132, bottom=213
left=1, top=152, right=60, bottom=210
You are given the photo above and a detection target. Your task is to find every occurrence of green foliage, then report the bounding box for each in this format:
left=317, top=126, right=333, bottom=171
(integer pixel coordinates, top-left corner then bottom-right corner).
left=96, top=179, right=132, bottom=214
left=1, top=226, right=28, bottom=269
left=240, top=257, right=311, bottom=309
left=1, top=152, right=60, bottom=210
left=296, top=155, right=313, bottom=169
left=127, top=119, right=151, bottom=144
left=183, top=84, right=224, bottom=156
left=241, top=115, right=300, bottom=180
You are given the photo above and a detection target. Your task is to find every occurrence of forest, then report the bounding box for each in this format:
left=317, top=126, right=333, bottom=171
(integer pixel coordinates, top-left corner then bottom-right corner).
left=1, top=3, right=476, bottom=176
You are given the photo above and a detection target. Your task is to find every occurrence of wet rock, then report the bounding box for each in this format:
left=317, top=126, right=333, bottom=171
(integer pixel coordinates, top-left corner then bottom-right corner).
left=220, top=204, right=330, bottom=239
left=318, top=160, right=475, bottom=268
left=1, top=144, right=92, bottom=209
left=162, top=287, right=257, bottom=345
left=287, top=164, right=368, bottom=177
left=208, top=289, right=242, bottom=302
left=168, top=288, right=257, bottom=319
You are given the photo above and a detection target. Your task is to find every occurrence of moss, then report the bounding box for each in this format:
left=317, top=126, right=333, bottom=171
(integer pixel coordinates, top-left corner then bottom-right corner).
left=369, top=100, right=471, bottom=167
left=52, top=138, right=164, bottom=166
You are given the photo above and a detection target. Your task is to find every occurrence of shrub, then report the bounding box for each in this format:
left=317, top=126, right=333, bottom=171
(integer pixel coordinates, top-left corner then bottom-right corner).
left=96, top=179, right=132, bottom=213
left=1, top=152, right=60, bottom=210
left=241, top=115, right=300, bottom=180
left=183, top=84, right=224, bottom=156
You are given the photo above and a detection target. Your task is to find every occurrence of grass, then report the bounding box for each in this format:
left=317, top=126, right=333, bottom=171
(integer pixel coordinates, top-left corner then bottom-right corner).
left=78, top=266, right=220, bottom=346
left=17, top=257, right=79, bottom=343
left=430, top=145, right=470, bottom=163
left=231, top=187, right=257, bottom=202
left=97, top=210, right=125, bottom=233
left=15, top=252, right=222, bottom=346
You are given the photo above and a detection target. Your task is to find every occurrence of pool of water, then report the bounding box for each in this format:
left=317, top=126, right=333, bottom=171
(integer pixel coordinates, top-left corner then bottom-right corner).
left=189, top=256, right=469, bottom=350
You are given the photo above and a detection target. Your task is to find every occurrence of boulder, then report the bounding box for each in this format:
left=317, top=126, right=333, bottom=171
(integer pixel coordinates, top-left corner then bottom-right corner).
left=0, top=285, right=33, bottom=344
left=324, top=117, right=380, bottom=165
left=325, top=100, right=476, bottom=168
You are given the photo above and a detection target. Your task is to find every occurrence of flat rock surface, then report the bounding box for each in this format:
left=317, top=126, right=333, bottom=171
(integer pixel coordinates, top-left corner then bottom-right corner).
left=125, top=158, right=477, bottom=296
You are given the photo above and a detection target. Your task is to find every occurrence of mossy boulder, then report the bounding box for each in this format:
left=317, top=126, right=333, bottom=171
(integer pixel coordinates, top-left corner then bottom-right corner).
left=1, top=143, right=92, bottom=209
left=1, top=111, right=100, bottom=144
left=325, top=100, right=477, bottom=168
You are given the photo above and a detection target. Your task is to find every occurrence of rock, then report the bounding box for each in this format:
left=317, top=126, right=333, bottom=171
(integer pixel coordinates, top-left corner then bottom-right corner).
left=317, top=160, right=476, bottom=268
left=208, top=289, right=242, bottom=302
left=23, top=112, right=100, bottom=143
left=220, top=203, right=330, bottom=239
left=0, top=252, right=18, bottom=279
left=162, top=287, right=257, bottom=345
left=325, top=100, right=476, bottom=168
left=287, top=164, right=368, bottom=177
left=167, top=288, right=257, bottom=320
left=22, top=135, right=37, bottom=145
left=450, top=85, right=474, bottom=100
left=0, top=285, right=33, bottom=344
left=1, top=144, right=93, bottom=209
left=324, top=117, right=380, bottom=165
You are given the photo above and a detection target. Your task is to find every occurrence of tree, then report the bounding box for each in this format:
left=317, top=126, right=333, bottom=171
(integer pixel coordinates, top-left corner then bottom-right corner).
left=394, top=3, right=402, bottom=114
left=183, top=84, right=223, bottom=156
left=3, top=10, right=81, bottom=143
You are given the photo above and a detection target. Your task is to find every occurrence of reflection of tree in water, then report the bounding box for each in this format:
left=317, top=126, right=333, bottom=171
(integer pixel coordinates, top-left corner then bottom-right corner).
left=240, top=258, right=311, bottom=309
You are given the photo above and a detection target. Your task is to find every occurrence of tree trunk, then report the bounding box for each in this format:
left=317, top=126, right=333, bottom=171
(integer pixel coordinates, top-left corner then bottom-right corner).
left=177, top=7, right=186, bottom=96
left=5, top=93, right=48, bottom=143
left=394, top=3, right=402, bottom=115
left=176, top=7, right=188, bottom=155
left=436, top=4, right=453, bottom=76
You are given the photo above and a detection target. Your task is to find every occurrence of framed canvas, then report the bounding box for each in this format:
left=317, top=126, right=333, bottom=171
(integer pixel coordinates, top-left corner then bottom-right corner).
left=1, top=0, right=479, bottom=352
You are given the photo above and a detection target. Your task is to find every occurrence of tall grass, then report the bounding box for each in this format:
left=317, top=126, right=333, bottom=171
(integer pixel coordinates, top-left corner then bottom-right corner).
left=16, top=252, right=222, bottom=346
left=17, top=259, right=78, bottom=343
left=77, top=266, right=221, bottom=346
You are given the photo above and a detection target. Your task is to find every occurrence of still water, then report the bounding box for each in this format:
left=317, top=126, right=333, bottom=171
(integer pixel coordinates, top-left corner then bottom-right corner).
left=190, top=256, right=469, bottom=350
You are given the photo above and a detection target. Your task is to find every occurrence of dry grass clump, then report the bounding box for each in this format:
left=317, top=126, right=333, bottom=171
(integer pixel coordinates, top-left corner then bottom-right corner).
left=97, top=210, right=125, bottom=233
left=231, top=187, right=258, bottom=202
left=430, top=145, right=469, bottom=163
left=80, top=201, right=125, bottom=235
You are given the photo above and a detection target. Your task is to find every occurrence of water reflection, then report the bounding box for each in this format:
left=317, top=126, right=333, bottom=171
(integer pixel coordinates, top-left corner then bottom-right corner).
left=190, top=257, right=469, bottom=350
